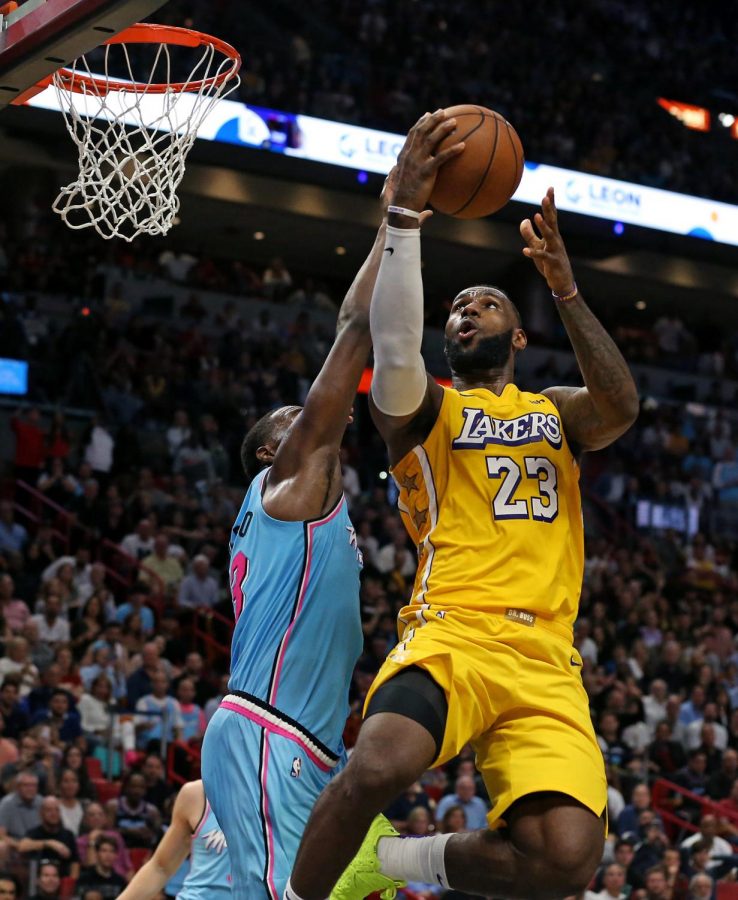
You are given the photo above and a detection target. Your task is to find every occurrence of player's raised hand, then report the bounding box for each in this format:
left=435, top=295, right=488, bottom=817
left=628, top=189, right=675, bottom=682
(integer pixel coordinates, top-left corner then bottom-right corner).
left=391, top=110, right=465, bottom=215
left=381, top=165, right=434, bottom=224
left=520, top=187, right=575, bottom=296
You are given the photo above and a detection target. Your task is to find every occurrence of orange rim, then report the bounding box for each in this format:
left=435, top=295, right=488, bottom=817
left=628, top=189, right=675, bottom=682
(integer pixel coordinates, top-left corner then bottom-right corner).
left=42, top=23, right=241, bottom=95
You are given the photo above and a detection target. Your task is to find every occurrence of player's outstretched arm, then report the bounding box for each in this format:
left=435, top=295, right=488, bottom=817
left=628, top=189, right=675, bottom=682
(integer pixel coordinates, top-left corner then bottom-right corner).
left=521, top=188, right=639, bottom=452
left=368, top=110, right=465, bottom=465
left=116, top=781, right=202, bottom=900
left=264, top=180, right=404, bottom=519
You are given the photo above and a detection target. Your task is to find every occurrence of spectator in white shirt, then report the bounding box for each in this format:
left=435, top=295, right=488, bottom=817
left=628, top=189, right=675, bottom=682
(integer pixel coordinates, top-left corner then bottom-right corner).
left=686, top=706, right=728, bottom=751
left=166, top=410, right=191, bottom=458
left=0, top=637, right=39, bottom=696
left=83, top=419, right=115, bottom=476
left=177, top=556, right=219, bottom=610
left=375, top=533, right=416, bottom=579
left=643, top=679, right=668, bottom=734
left=340, top=449, right=361, bottom=506
left=120, top=519, right=155, bottom=561
left=681, top=815, right=733, bottom=870
left=29, top=594, right=70, bottom=645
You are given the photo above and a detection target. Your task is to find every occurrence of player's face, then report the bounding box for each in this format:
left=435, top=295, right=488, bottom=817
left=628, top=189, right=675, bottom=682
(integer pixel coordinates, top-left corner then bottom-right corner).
left=444, top=287, right=525, bottom=374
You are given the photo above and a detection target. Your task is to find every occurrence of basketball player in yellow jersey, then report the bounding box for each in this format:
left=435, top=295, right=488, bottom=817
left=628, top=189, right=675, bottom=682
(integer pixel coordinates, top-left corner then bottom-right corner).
left=284, top=111, right=639, bottom=900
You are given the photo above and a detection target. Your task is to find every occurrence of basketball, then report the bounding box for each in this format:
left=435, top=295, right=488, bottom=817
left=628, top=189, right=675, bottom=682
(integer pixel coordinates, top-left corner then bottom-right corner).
left=429, top=105, right=525, bottom=219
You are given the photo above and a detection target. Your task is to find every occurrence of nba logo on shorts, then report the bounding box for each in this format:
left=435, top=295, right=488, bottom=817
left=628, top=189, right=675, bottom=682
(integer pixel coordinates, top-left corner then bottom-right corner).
left=291, top=757, right=302, bottom=779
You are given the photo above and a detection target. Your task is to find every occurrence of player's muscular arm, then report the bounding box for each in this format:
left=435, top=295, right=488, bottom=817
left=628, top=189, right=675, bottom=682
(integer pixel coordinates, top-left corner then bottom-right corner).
left=369, top=110, right=464, bottom=465
left=265, top=200, right=392, bottom=520
left=521, top=188, right=639, bottom=452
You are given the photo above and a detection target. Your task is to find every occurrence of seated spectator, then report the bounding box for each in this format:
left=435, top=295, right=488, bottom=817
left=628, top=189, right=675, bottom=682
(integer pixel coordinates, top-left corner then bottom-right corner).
left=171, top=653, right=210, bottom=707
left=125, top=643, right=161, bottom=707
left=0, top=576, right=30, bottom=635
left=175, top=679, right=204, bottom=743
left=58, top=746, right=95, bottom=802
left=687, top=872, right=714, bottom=900
left=166, top=410, right=191, bottom=458
left=434, top=776, right=488, bottom=832
left=585, top=862, right=628, bottom=900
left=76, top=566, right=116, bottom=618
left=0, top=771, right=42, bottom=841
left=405, top=805, right=434, bottom=838
left=134, top=672, right=182, bottom=751
left=438, top=805, right=467, bottom=834
left=71, top=594, right=109, bottom=655
left=37, top=458, right=79, bottom=509
left=78, top=675, right=114, bottom=743
left=617, top=784, right=662, bottom=837
left=642, top=679, right=668, bottom=733
left=29, top=860, right=61, bottom=900
left=57, top=768, right=86, bottom=836
left=29, top=595, right=69, bottom=646
left=642, top=864, right=669, bottom=900
left=30, top=690, right=82, bottom=750
left=686, top=705, right=728, bottom=752
left=54, top=646, right=83, bottom=701
left=76, top=835, right=127, bottom=900
left=114, top=590, right=154, bottom=638
left=20, top=629, right=49, bottom=682
left=648, top=721, right=687, bottom=775
left=673, top=751, right=709, bottom=818
left=683, top=840, right=712, bottom=883
left=0, top=637, right=39, bottom=697
left=107, top=772, right=160, bottom=849
left=76, top=803, right=131, bottom=879
left=19, top=795, right=80, bottom=877
left=1, top=734, right=53, bottom=795
left=374, top=532, right=416, bottom=579
left=120, top=520, right=155, bottom=562
left=0, top=502, right=28, bottom=556
left=140, top=754, right=173, bottom=812
left=632, top=821, right=670, bottom=877
left=0, top=875, right=19, bottom=900
left=680, top=686, right=707, bottom=727
left=79, top=649, right=126, bottom=700
left=177, top=555, right=218, bottom=610
left=681, top=815, right=734, bottom=871
left=0, top=678, right=29, bottom=740
left=140, top=535, right=184, bottom=596
left=597, top=712, right=633, bottom=770
left=384, top=782, right=433, bottom=833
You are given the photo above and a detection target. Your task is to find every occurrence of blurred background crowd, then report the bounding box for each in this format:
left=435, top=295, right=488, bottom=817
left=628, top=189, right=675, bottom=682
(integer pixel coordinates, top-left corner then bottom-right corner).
left=153, top=0, right=738, bottom=203
left=2, top=1, right=738, bottom=899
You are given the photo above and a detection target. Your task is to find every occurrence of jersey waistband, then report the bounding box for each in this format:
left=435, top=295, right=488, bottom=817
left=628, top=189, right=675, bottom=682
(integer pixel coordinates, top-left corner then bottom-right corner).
left=220, top=690, right=340, bottom=772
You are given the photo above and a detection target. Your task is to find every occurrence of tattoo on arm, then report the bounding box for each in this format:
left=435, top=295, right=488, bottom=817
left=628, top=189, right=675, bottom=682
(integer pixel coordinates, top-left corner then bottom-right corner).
left=552, top=292, right=639, bottom=449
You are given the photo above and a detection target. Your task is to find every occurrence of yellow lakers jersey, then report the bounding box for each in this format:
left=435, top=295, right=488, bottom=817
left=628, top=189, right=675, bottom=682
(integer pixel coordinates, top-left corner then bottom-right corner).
left=391, top=384, right=583, bottom=637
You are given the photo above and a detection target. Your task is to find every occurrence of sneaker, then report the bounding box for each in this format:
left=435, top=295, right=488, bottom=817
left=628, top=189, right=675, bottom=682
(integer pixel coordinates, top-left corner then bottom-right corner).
left=330, top=814, right=406, bottom=900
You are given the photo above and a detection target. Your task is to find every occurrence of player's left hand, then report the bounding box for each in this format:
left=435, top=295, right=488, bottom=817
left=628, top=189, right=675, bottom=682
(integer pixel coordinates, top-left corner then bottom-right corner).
left=520, top=187, right=575, bottom=296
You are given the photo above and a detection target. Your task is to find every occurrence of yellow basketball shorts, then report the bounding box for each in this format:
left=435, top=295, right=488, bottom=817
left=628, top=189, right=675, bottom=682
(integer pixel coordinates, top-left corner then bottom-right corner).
left=364, top=608, right=606, bottom=829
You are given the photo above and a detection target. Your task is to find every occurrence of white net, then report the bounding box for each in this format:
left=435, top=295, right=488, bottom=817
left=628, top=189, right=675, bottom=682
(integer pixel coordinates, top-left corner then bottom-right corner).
left=51, top=34, right=240, bottom=241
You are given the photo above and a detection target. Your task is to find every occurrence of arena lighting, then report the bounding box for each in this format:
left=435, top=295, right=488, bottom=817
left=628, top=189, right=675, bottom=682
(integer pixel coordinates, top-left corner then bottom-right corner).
left=657, top=98, right=710, bottom=132
left=24, top=89, right=738, bottom=247
left=719, top=113, right=736, bottom=128
left=253, top=231, right=265, bottom=240
left=635, top=300, right=647, bottom=310
left=334, top=245, right=347, bottom=255
left=613, top=222, right=625, bottom=236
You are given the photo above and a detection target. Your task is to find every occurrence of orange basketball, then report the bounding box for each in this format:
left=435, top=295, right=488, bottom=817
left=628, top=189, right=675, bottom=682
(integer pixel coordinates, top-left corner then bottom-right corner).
left=429, top=105, right=525, bottom=219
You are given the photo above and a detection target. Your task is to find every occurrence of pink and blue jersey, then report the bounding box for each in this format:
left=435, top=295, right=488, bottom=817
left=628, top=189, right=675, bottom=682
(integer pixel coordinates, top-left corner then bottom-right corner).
left=202, top=469, right=363, bottom=900
left=225, top=468, right=363, bottom=754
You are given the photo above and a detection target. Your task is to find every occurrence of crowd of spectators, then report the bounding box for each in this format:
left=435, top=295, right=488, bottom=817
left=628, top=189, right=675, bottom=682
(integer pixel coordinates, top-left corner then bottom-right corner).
left=147, top=0, right=738, bottom=204
left=4, top=149, right=738, bottom=900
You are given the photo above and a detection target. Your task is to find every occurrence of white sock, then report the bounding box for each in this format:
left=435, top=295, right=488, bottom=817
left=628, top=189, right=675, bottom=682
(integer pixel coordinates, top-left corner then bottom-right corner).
left=377, top=833, right=454, bottom=889
left=283, top=880, right=323, bottom=900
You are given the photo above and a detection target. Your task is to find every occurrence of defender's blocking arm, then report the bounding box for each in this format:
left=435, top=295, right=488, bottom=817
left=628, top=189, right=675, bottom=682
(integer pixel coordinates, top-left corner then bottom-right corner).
left=521, top=188, right=639, bottom=452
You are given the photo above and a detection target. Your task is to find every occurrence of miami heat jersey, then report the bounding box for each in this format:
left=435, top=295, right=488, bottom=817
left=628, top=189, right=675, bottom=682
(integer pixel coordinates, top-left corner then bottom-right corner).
left=227, top=469, right=363, bottom=754
left=391, top=384, right=583, bottom=637
left=178, top=800, right=230, bottom=900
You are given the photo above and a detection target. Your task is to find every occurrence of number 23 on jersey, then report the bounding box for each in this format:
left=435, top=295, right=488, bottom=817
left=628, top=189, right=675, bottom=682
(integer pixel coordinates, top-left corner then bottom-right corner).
left=486, top=455, right=558, bottom=522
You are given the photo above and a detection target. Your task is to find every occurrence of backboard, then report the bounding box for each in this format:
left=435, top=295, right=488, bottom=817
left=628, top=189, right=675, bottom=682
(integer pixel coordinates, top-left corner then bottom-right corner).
left=0, top=0, right=168, bottom=108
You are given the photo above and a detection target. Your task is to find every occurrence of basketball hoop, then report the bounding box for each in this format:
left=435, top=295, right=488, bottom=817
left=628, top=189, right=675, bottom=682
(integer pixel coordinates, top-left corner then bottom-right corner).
left=45, top=23, right=241, bottom=241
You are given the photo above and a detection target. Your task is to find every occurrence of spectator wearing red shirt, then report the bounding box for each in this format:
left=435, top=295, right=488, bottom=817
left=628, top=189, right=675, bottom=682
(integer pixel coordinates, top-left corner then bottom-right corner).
left=11, top=408, right=46, bottom=484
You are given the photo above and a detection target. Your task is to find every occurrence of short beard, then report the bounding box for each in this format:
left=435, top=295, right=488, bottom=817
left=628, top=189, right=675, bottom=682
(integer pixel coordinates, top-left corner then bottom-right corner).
left=444, top=328, right=514, bottom=375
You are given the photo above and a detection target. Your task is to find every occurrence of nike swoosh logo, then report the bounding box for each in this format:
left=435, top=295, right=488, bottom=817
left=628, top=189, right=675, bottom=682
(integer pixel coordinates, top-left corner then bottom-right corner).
left=384, top=247, right=395, bottom=255
left=570, top=656, right=582, bottom=666
left=437, top=874, right=444, bottom=886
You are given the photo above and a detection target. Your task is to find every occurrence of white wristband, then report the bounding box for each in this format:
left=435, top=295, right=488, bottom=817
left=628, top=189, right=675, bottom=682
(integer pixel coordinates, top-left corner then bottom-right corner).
left=387, top=205, right=421, bottom=220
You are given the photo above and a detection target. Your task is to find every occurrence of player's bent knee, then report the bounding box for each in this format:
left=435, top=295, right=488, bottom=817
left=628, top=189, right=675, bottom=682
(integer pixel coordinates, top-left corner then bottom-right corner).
left=540, top=820, right=604, bottom=896
left=338, top=756, right=411, bottom=809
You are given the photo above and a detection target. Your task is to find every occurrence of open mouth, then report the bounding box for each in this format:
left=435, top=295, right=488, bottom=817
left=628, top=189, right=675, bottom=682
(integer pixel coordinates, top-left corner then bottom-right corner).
left=458, top=321, right=478, bottom=342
